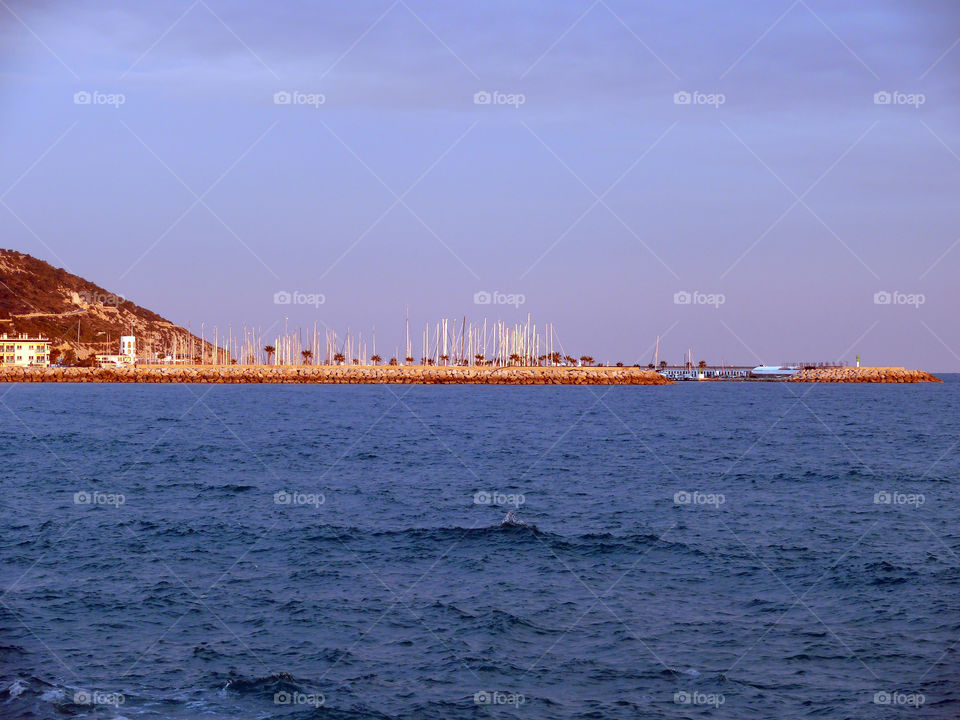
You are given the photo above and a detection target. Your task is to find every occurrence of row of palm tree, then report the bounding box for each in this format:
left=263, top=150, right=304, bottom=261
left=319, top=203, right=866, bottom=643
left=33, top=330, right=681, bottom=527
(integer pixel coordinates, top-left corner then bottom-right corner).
left=260, top=346, right=607, bottom=367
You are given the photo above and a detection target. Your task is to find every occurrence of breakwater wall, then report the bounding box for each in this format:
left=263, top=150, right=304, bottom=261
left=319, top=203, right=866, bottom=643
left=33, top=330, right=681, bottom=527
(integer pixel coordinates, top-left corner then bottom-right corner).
left=789, top=367, right=941, bottom=383
left=0, top=365, right=672, bottom=385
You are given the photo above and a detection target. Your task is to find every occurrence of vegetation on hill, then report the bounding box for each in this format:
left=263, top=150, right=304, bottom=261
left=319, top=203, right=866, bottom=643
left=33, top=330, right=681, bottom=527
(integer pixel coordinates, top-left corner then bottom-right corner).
left=0, top=249, right=217, bottom=362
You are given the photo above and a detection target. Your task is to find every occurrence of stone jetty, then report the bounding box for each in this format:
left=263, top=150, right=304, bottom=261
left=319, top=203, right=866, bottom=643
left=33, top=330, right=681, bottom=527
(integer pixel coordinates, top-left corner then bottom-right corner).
left=789, top=367, right=941, bottom=383
left=0, top=365, right=672, bottom=385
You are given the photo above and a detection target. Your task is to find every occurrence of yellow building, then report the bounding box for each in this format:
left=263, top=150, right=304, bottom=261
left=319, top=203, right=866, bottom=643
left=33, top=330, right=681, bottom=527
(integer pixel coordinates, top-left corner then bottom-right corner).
left=0, top=333, right=51, bottom=366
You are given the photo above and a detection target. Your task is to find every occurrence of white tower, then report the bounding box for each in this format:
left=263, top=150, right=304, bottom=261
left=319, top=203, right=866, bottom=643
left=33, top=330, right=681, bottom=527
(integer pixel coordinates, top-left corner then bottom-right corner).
left=120, top=335, right=136, bottom=360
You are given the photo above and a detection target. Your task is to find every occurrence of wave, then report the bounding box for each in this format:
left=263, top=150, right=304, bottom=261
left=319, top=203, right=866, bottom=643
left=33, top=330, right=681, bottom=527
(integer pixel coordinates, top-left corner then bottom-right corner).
left=1, top=676, right=136, bottom=720
left=217, top=671, right=303, bottom=695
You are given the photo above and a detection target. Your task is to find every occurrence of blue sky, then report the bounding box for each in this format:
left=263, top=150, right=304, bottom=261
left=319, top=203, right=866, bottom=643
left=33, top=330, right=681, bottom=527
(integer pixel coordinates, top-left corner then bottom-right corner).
left=2, top=0, right=959, bottom=368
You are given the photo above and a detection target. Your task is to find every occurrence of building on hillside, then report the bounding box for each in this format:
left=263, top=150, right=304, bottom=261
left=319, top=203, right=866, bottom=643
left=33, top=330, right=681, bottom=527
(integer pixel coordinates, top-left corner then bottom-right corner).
left=96, top=335, right=137, bottom=367
left=0, top=334, right=51, bottom=366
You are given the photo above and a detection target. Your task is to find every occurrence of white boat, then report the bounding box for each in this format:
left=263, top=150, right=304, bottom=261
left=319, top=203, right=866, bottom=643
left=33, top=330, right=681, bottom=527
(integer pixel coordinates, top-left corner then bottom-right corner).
left=751, top=365, right=799, bottom=377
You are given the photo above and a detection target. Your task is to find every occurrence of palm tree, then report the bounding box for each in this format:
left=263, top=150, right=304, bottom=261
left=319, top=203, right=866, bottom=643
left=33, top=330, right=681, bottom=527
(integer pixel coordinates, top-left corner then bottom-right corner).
left=659, top=360, right=668, bottom=369
left=698, top=360, right=707, bottom=369
left=388, top=357, right=398, bottom=365
left=405, top=356, right=414, bottom=365
left=333, top=352, right=345, bottom=365
left=301, top=350, right=312, bottom=365
left=371, top=354, right=382, bottom=365
left=508, top=353, right=521, bottom=366
left=564, top=355, right=576, bottom=366
left=475, top=353, right=485, bottom=366
left=440, top=354, right=449, bottom=366
left=579, top=355, right=594, bottom=366
left=264, top=345, right=275, bottom=365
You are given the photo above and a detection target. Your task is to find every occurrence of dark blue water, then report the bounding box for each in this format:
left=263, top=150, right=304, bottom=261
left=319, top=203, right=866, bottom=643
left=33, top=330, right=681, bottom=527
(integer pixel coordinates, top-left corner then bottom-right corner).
left=1, top=379, right=958, bottom=719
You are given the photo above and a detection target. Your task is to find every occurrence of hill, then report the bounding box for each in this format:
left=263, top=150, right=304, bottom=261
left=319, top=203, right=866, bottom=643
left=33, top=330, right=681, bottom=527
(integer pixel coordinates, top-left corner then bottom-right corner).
left=0, top=249, right=219, bottom=362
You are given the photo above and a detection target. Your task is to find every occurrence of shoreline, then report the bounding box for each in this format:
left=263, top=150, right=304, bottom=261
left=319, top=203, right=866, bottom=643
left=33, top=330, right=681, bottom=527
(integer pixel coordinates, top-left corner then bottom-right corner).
left=0, top=365, right=942, bottom=384
left=0, top=365, right=671, bottom=385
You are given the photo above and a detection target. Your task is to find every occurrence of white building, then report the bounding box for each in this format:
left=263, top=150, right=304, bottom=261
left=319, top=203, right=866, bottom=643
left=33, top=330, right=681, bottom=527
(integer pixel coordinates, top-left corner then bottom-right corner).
left=657, top=365, right=752, bottom=380
left=96, top=335, right=137, bottom=367
left=0, top=333, right=50, bottom=366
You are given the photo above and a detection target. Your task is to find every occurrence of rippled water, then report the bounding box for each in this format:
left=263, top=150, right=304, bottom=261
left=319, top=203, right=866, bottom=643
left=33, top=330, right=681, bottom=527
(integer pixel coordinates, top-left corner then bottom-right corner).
left=1, top=379, right=958, bottom=719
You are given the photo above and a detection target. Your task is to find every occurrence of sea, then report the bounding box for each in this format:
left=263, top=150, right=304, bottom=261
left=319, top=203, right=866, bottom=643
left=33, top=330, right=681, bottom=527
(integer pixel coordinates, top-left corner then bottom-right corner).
left=1, top=378, right=958, bottom=719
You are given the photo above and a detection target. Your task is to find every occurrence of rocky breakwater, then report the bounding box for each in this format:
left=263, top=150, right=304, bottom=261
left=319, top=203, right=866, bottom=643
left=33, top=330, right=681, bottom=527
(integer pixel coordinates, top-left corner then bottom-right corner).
left=789, top=367, right=941, bottom=383
left=0, top=365, right=672, bottom=385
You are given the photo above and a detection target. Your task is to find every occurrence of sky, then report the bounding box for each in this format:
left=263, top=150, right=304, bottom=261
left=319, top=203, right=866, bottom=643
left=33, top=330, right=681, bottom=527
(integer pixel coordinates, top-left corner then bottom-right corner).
left=1, top=0, right=959, bottom=369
